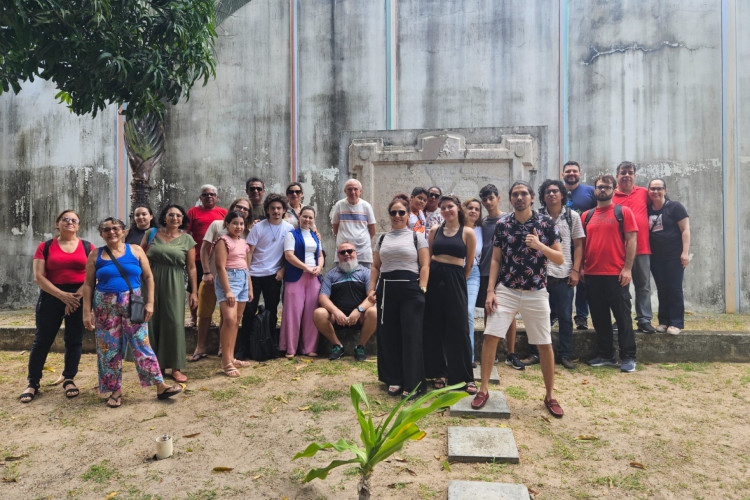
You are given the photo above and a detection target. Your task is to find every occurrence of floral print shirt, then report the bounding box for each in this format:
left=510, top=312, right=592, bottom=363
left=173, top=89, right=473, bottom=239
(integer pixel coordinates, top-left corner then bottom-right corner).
left=493, top=211, right=560, bottom=290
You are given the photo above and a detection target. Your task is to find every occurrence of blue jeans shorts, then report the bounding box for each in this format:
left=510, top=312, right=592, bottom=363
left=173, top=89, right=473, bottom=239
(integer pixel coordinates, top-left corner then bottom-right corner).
left=214, top=268, right=249, bottom=303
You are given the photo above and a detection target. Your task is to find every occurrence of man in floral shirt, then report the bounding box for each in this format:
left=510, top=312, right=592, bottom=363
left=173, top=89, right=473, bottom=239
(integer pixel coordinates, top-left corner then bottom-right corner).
left=472, top=181, right=566, bottom=418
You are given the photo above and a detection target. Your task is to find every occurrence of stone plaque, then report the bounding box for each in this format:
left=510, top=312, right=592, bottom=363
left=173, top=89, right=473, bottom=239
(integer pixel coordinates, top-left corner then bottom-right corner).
left=340, top=128, right=544, bottom=231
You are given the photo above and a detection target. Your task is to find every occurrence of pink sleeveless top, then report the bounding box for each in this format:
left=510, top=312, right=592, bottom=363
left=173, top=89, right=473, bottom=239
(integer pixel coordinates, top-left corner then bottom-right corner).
left=218, top=234, right=249, bottom=270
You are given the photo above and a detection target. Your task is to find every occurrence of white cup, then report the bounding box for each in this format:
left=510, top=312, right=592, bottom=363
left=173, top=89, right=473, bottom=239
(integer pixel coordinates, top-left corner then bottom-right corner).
left=155, top=434, right=173, bottom=459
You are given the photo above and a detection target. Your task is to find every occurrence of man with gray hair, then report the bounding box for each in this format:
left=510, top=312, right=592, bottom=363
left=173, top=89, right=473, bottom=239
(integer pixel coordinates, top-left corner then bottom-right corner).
left=186, top=184, right=227, bottom=327
left=331, top=178, right=377, bottom=267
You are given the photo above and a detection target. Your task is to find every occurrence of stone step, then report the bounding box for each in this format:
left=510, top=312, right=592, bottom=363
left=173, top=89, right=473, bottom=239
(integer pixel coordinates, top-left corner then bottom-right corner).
left=448, top=480, right=530, bottom=500
left=473, top=364, right=500, bottom=384
left=449, top=390, right=509, bottom=419
left=447, top=426, right=519, bottom=464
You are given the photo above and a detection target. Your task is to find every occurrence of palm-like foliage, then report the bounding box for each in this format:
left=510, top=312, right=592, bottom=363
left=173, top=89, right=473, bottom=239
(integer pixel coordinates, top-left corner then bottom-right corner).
left=294, top=383, right=468, bottom=499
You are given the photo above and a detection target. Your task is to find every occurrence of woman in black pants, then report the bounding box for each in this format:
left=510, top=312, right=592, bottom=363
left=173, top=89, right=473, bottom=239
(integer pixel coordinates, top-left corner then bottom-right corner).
left=20, top=210, right=92, bottom=403
left=423, top=195, right=477, bottom=394
left=368, top=198, right=430, bottom=399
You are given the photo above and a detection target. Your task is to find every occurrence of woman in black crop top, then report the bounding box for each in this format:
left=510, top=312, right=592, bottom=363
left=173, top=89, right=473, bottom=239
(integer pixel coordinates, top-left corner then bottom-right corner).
left=423, top=195, right=477, bottom=394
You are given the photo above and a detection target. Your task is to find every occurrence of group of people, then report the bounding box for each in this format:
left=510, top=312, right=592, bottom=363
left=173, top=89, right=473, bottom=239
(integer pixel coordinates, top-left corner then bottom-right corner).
left=19, top=163, right=690, bottom=419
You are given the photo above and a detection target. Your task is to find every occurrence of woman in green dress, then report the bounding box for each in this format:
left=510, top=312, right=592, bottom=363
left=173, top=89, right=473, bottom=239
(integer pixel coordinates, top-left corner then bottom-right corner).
left=141, top=204, right=198, bottom=383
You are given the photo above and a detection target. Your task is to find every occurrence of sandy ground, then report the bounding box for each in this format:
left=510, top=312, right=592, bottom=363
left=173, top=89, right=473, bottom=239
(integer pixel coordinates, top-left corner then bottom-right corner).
left=1, top=348, right=749, bottom=500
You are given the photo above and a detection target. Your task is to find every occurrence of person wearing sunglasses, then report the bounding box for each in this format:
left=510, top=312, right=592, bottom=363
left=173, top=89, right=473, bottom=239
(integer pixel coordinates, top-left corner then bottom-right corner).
left=186, top=184, right=227, bottom=327
left=82, top=217, right=182, bottom=408
left=20, top=210, right=94, bottom=403
left=424, top=186, right=444, bottom=230
left=314, top=242, right=376, bottom=361
left=331, top=179, right=377, bottom=268
left=368, top=197, right=429, bottom=399
left=245, top=177, right=267, bottom=222
left=283, top=182, right=304, bottom=229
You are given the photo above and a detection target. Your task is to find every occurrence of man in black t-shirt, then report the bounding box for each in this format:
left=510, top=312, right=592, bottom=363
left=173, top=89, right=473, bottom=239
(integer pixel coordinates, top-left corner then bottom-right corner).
left=313, top=242, right=376, bottom=361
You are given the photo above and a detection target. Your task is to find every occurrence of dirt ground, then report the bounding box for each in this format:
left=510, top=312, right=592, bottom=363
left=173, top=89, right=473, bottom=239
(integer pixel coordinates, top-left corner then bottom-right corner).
left=1, top=347, right=749, bottom=500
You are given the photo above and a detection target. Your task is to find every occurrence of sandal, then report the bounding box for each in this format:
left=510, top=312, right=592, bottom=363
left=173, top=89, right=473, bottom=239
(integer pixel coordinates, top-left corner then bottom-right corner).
left=222, top=363, right=240, bottom=378
left=233, top=359, right=251, bottom=368
left=387, top=385, right=402, bottom=396
left=107, top=393, right=122, bottom=408
left=19, top=384, right=39, bottom=404
left=170, top=370, right=188, bottom=383
left=185, top=319, right=196, bottom=328
left=189, top=352, right=208, bottom=362
left=464, top=382, right=478, bottom=395
left=157, top=385, right=182, bottom=400
left=62, top=379, right=80, bottom=399
left=433, top=378, right=447, bottom=390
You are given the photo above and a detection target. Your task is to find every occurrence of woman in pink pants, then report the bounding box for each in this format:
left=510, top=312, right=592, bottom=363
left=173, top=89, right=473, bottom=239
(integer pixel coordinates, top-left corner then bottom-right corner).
left=281, top=206, right=324, bottom=357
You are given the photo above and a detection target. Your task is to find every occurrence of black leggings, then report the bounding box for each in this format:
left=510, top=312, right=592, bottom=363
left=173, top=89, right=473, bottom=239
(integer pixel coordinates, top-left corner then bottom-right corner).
left=27, top=284, right=84, bottom=386
left=376, top=271, right=425, bottom=393
left=423, top=261, right=473, bottom=385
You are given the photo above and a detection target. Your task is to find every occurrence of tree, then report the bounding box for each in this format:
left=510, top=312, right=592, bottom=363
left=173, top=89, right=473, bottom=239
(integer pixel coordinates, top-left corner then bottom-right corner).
left=0, top=0, right=218, bottom=207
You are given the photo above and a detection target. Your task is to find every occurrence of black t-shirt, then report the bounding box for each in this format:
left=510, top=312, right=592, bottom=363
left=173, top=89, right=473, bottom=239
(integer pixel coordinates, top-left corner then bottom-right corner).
left=479, top=215, right=501, bottom=277
left=648, top=201, right=688, bottom=260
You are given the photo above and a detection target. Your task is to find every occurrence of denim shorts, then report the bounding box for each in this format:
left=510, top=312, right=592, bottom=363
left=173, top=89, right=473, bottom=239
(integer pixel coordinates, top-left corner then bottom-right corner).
left=214, top=268, right=249, bottom=303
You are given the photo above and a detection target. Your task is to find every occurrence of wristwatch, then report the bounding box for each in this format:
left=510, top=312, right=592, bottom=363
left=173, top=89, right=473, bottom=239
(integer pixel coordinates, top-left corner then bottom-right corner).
left=357, top=306, right=365, bottom=313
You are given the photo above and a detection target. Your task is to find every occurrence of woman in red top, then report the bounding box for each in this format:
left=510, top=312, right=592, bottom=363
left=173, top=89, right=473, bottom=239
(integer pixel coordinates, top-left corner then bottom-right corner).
left=20, top=210, right=93, bottom=403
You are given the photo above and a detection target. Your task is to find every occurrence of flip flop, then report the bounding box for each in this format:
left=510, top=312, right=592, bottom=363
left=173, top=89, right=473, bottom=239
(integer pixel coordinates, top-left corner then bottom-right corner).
left=433, top=378, right=447, bottom=390
left=188, top=352, right=208, bottom=362
left=107, top=393, right=122, bottom=408
left=62, top=379, right=80, bottom=398
left=157, top=385, right=182, bottom=400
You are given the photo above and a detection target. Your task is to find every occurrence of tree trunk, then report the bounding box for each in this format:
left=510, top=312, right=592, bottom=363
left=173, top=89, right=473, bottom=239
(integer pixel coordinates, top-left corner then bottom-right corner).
left=123, top=113, right=165, bottom=214
left=357, top=472, right=372, bottom=500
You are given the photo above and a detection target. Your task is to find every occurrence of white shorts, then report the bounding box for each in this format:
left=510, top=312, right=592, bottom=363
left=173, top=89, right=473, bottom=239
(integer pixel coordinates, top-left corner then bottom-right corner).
left=484, top=283, right=552, bottom=345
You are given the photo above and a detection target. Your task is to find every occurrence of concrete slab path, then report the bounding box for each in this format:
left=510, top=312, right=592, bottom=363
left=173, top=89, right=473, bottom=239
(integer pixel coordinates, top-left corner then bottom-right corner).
left=448, top=480, right=530, bottom=499
left=447, top=427, right=519, bottom=464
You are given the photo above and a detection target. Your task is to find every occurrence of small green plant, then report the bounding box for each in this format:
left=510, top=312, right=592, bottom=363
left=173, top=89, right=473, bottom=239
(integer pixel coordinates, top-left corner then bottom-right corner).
left=293, top=383, right=467, bottom=499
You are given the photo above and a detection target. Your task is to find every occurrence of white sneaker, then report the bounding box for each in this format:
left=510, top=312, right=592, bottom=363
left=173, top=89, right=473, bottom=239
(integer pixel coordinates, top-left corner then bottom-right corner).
left=655, top=325, right=667, bottom=333
left=666, top=326, right=681, bottom=335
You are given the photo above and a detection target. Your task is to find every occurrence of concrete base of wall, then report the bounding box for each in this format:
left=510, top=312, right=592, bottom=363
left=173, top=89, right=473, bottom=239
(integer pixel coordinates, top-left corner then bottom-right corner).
left=2, top=327, right=748, bottom=363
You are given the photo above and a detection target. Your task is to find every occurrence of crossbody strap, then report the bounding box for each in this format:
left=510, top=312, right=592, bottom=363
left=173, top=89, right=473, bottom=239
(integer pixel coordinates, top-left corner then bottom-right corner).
left=103, top=246, right=135, bottom=295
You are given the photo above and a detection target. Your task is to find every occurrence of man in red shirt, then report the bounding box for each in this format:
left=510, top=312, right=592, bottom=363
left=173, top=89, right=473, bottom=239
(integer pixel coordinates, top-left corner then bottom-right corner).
left=582, top=174, right=638, bottom=373
left=187, top=184, right=228, bottom=327
left=613, top=161, right=655, bottom=333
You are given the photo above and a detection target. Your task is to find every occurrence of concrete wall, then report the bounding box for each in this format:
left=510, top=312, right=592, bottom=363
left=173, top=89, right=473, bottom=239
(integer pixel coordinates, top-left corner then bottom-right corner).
left=0, top=0, right=748, bottom=312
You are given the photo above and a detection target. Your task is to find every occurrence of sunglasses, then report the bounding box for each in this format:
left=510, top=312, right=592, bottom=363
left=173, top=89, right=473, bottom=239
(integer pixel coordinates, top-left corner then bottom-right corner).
left=200, top=193, right=217, bottom=197
left=338, top=249, right=355, bottom=256
left=247, top=186, right=263, bottom=192
left=389, top=210, right=407, bottom=217
left=234, top=206, right=250, bottom=212
left=61, top=217, right=80, bottom=224
left=427, top=193, right=440, bottom=199
left=101, top=227, right=123, bottom=233
left=287, top=189, right=302, bottom=195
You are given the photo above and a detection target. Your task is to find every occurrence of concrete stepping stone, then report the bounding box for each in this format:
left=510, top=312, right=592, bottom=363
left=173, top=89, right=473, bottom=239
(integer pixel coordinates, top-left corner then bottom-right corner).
left=473, top=364, right=500, bottom=384
left=447, top=427, right=519, bottom=464
left=449, top=390, right=509, bottom=418
left=448, top=480, right=530, bottom=499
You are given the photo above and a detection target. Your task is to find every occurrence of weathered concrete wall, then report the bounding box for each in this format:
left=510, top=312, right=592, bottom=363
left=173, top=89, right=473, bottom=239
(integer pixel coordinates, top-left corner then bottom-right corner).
left=568, top=0, right=724, bottom=311
left=0, top=79, right=118, bottom=306
left=397, top=0, right=560, bottom=181
left=1, top=0, right=748, bottom=312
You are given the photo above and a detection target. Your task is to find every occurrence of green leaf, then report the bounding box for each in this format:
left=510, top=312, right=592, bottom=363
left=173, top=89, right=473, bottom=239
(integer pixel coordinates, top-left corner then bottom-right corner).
left=302, top=459, right=360, bottom=482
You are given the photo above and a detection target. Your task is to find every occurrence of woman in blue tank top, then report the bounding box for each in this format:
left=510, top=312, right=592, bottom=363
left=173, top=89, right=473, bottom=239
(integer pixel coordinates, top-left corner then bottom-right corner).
left=82, top=217, right=181, bottom=408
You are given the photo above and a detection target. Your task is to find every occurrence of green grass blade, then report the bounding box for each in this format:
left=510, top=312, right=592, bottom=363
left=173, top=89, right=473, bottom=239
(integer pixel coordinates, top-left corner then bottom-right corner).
left=303, top=458, right=361, bottom=482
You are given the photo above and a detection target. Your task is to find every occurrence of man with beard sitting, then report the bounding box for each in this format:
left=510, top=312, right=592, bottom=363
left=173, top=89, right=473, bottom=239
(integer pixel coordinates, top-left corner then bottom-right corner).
left=313, top=242, right=376, bottom=361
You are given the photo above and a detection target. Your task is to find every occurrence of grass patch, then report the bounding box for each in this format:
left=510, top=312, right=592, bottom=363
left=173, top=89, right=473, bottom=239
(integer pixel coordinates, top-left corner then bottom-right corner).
left=504, top=385, right=529, bottom=400
left=592, top=472, right=647, bottom=491
left=209, top=387, right=242, bottom=401
left=185, top=489, right=217, bottom=500
left=315, top=388, right=347, bottom=400
left=307, top=401, right=340, bottom=414
left=81, top=460, right=119, bottom=483
left=238, top=375, right=263, bottom=386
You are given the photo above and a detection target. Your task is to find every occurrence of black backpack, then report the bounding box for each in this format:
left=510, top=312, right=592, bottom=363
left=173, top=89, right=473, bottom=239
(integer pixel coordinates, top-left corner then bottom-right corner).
left=43, top=239, right=93, bottom=259
left=582, top=204, right=624, bottom=241
left=237, top=305, right=279, bottom=361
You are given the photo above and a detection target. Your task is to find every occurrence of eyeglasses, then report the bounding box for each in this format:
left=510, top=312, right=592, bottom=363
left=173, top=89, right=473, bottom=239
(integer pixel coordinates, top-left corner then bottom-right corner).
left=389, top=210, right=407, bottom=217
left=287, top=190, right=302, bottom=195
left=545, top=189, right=561, bottom=195
left=427, top=193, right=440, bottom=199
left=61, top=217, right=80, bottom=224
left=338, top=249, right=355, bottom=256
left=234, top=206, right=250, bottom=212
left=167, top=213, right=183, bottom=218
left=200, top=193, right=217, bottom=198
left=247, top=186, right=263, bottom=192
left=595, top=185, right=614, bottom=191
left=101, top=227, right=123, bottom=233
